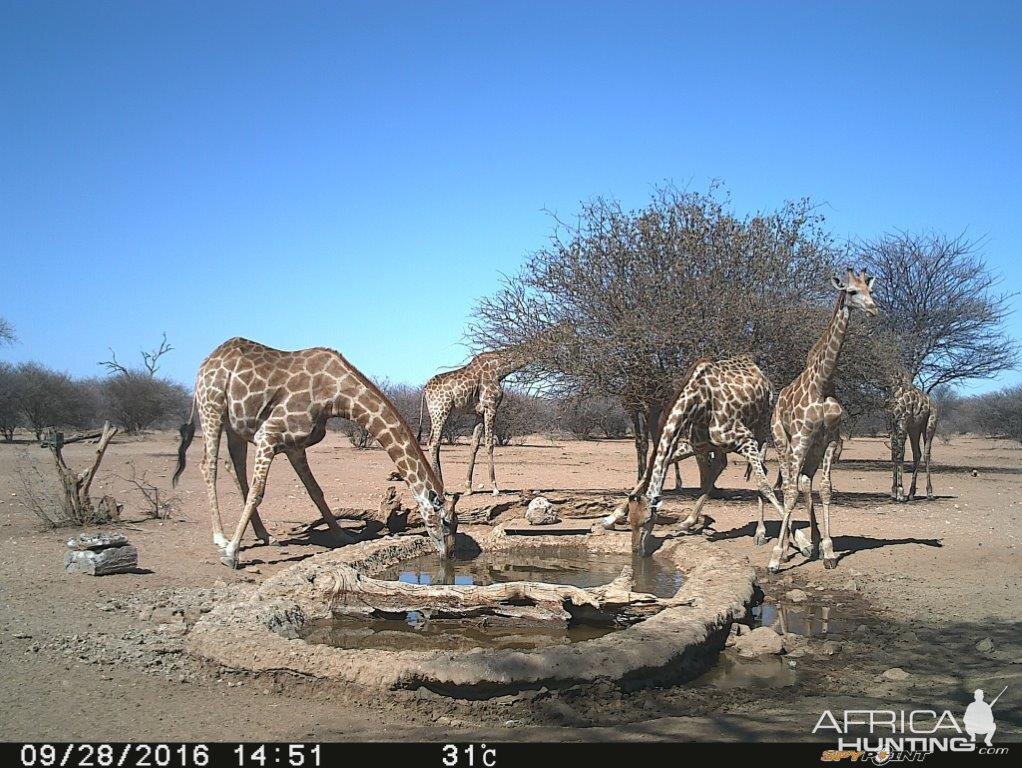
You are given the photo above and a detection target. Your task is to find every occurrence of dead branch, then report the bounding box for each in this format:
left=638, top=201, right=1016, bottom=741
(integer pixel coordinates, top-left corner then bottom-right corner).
left=316, top=564, right=689, bottom=628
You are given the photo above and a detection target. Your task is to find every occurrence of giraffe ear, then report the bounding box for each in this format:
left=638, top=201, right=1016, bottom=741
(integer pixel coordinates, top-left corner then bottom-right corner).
left=831, top=275, right=846, bottom=290
left=866, top=275, right=876, bottom=290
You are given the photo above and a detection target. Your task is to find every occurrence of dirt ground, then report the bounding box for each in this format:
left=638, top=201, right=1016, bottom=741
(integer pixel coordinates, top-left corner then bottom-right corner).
left=0, top=430, right=1019, bottom=742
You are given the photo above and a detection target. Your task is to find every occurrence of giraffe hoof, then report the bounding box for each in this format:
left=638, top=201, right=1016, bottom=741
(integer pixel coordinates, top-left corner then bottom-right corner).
left=463, top=487, right=475, bottom=497
left=926, top=494, right=935, bottom=501
left=219, top=553, right=238, bottom=569
left=823, top=557, right=837, bottom=570
left=767, top=563, right=781, bottom=575
left=753, top=534, right=768, bottom=546
left=491, top=488, right=500, bottom=496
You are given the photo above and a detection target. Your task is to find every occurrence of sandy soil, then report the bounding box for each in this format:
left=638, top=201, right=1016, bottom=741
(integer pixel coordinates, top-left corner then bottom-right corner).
left=0, top=430, right=1019, bottom=742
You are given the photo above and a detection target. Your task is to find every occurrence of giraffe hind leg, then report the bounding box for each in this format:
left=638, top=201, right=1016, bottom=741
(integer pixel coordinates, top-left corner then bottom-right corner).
left=200, top=407, right=228, bottom=549
left=924, top=414, right=936, bottom=500
left=907, top=428, right=922, bottom=501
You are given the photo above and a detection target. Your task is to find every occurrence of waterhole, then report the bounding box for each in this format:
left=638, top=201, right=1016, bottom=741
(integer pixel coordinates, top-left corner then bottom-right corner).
left=299, top=547, right=686, bottom=652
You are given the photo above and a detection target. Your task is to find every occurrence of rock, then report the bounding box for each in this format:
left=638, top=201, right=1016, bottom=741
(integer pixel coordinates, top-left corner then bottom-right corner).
left=414, top=686, right=435, bottom=701
left=525, top=497, right=559, bottom=526
left=785, top=589, right=809, bottom=604
left=734, top=626, right=785, bottom=658
left=65, top=545, right=138, bottom=576
left=976, top=637, right=994, bottom=653
left=66, top=533, right=129, bottom=551
left=781, top=633, right=805, bottom=653
left=882, top=667, right=909, bottom=681
left=150, top=607, right=183, bottom=624
left=813, top=640, right=843, bottom=657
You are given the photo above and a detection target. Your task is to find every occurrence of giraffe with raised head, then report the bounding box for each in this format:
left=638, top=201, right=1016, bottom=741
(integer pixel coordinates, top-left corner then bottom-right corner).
left=769, top=269, right=877, bottom=572
left=417, top=345, right=528, bottom=495
left=889, top=369, right=938, bottom=502
left=598, top=355, right=786, bottom=554
left=173, top=337, right=457, bottom=569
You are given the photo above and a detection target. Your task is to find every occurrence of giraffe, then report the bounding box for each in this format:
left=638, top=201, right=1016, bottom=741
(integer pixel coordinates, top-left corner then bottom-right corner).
left=889, top=369, right=938, bottom=502
left=769, top=269, right=877, bottom=573
left=598, top=356, right=787, bottom=554
left=173, top=337, right=457, bottom=569
left=417, top=345, right=528, bottom=495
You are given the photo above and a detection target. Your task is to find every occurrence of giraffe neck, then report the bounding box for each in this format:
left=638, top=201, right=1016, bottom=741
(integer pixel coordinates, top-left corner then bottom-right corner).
left=326, top=357, right=445, bottom=516
left=639, top=390, right=697, bottom=503
left=494, top=346, right=528, bottom=380
left=805, top=292, right=849, bottom=399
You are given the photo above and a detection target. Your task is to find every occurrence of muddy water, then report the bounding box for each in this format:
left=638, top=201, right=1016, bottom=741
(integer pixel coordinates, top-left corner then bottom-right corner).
left=300, top=547, right=686, bottom=652
left=689, top=600, right=861, bottom=690
left=376, top=547, right=685, bottom=598
left=752, top=602, right=859, bottom=637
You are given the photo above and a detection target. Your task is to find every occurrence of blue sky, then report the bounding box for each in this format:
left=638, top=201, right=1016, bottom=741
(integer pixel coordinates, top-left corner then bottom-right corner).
left=2, top=1, right=1020, bottom=393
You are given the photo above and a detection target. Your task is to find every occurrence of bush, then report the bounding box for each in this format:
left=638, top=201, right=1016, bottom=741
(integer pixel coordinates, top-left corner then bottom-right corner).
left=102, top=372, right=190, bottom=434
left=10, top=362, right=100, bottom=439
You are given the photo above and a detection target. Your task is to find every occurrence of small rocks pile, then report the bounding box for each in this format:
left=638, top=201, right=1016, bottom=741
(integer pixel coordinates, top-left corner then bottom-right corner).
left=65, top=533, right=137, bottom=576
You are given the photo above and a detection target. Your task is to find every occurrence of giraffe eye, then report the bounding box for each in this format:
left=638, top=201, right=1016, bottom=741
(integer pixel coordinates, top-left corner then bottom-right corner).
left=847, top=289, right=858, bottom=295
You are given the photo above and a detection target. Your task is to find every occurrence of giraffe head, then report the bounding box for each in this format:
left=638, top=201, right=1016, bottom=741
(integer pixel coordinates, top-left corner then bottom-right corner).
left=625, top=492, right=658, bottom=555
left=423, top=489, right=459, bottom=557
left=830, top=268, right=878, bottom=316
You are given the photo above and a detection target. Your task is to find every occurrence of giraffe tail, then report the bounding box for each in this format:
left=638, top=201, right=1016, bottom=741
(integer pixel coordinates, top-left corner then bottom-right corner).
left=172, top=398, right=197, bottom=487
left=416, top=391, right=426, bottom=444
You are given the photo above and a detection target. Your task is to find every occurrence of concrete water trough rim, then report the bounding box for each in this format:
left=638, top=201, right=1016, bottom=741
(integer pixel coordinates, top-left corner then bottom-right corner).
left=186, top=525, right=757, bottom=696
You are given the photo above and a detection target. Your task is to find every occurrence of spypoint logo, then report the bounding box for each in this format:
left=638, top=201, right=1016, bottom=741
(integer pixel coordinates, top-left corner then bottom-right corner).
left=815, top=686, right=1009, bottom=760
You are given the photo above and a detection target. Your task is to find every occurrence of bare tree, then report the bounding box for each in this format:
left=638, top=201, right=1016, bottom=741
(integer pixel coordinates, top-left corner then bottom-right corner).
left=470, top=184, right=889, bottom=475
left=854, top=231, right=1018, bottom=392
left=100, top=332, right=174, bottom=377
left=0, top=362, right=19, bottom=441
left=0, top=316, right=15, bottom=346
left=115, top=460, right=178, bottom=519
left=97, top=334, right=188, bottom=434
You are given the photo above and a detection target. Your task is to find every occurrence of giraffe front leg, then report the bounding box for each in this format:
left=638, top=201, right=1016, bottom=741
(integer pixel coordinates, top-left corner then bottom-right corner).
left=769, top=450, right=801, bottom=573
left=464, top=421, right=483, bottom=495
left=797, top=474, right=817, bottom=559
left=288, top=449, right=355, bottom=546
left=738, top=440, right=780, bottom=545
left=924, top=416, right=936, bottom=500
left=818, top=440, right=840, bottom=569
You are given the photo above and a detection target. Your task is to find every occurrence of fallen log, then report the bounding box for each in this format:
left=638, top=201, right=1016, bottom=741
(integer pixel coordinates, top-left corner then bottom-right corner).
left=314, top=565, right=690, bottom=628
